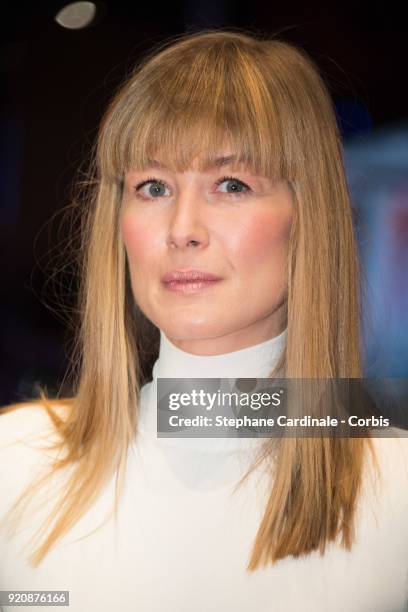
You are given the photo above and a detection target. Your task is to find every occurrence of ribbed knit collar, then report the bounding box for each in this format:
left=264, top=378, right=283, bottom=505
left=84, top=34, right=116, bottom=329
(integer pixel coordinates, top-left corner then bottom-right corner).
left=152, top=327, right=287, bottom=380
left=136, top=328, right=287, bottom=488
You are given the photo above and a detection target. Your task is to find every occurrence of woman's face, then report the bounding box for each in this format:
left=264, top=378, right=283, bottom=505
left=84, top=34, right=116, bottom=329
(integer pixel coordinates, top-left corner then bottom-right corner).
left=121, top=151, right=294, bottom=355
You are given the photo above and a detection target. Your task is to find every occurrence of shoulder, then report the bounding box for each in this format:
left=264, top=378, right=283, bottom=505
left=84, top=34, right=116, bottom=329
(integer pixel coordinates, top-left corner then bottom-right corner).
left=365, top=426, right=408, bottom=506
left=0, top=400, right=69, bottom=451
left=0, top=400, right=72, bottom=517
left=371, top=426, right=408, bottom=464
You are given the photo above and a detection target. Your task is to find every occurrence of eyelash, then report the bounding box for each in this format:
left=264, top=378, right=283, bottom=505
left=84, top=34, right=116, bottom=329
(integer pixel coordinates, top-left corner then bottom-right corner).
left=134, top=175, right=252, bottom=199
left=215, top=176, right=251, bottom=196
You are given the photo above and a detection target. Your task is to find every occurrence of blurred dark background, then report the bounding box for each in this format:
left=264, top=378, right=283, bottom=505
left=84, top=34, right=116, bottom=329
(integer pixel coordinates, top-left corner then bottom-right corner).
left=1, top=0, right=407, bottom=405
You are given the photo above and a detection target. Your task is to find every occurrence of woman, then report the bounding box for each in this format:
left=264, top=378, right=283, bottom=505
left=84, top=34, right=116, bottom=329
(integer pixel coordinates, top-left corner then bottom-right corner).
left=1, top=29, right=407, bottom=612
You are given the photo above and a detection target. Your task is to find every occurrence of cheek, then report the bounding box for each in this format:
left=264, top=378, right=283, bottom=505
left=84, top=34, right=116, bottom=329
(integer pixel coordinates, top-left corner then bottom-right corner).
left=121, top=210, right=157, bottom=264
left=231, top=210, right=292, bottom=271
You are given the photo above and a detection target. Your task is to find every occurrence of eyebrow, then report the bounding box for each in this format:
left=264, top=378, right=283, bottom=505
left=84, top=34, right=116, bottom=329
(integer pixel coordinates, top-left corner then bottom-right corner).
left=145, top=155, right=240, bottom=171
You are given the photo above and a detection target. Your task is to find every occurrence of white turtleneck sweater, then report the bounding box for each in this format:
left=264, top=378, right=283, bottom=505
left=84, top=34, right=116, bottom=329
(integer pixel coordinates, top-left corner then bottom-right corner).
left=1, top=329, right=408, bottom=612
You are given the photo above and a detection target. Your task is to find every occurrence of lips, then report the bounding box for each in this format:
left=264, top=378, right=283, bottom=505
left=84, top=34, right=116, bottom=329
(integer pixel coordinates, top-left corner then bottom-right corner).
left=162, top=269, right=222, bottom=283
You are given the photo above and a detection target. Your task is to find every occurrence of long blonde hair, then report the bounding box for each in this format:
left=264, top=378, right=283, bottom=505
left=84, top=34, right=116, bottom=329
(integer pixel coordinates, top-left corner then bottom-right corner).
left=1, top=29, right=378, bottom=569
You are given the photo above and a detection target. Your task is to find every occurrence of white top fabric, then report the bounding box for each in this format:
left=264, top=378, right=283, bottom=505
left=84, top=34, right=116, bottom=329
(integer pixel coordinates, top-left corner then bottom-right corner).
left=1, top=328, right=408, bottom=611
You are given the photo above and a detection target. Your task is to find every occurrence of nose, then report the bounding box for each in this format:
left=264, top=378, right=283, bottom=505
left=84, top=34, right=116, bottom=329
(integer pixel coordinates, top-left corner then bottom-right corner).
left=166, top=187, right=209, bottom=250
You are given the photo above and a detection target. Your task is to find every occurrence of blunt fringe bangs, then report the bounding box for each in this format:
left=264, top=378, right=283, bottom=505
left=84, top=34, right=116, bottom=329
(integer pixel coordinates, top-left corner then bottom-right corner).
left=98, top=31, right=337, bottom=187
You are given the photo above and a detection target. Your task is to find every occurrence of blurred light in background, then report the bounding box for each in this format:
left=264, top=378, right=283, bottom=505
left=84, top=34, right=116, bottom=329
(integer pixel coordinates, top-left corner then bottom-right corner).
left=344, top=122, right=408, bottom=377
left=55, top=1, right=97, bottom=30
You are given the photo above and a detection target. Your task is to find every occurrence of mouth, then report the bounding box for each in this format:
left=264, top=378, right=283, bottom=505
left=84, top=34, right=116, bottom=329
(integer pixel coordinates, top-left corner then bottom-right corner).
left=162, top=279, right=222, bottom=294
left=162, top=269, right=222, bottom=282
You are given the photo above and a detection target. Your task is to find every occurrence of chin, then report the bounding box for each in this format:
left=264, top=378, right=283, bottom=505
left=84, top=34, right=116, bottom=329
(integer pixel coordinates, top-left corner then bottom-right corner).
left=161, top=321, right=225, bottom=341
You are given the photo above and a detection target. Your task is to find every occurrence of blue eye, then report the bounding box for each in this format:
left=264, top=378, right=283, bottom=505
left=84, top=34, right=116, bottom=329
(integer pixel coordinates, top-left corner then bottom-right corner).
left=216, top=177, right=250, bottom=195
left=135, top=178, right=170, bottom=199
left=133, top=175, right=251, bottom=201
